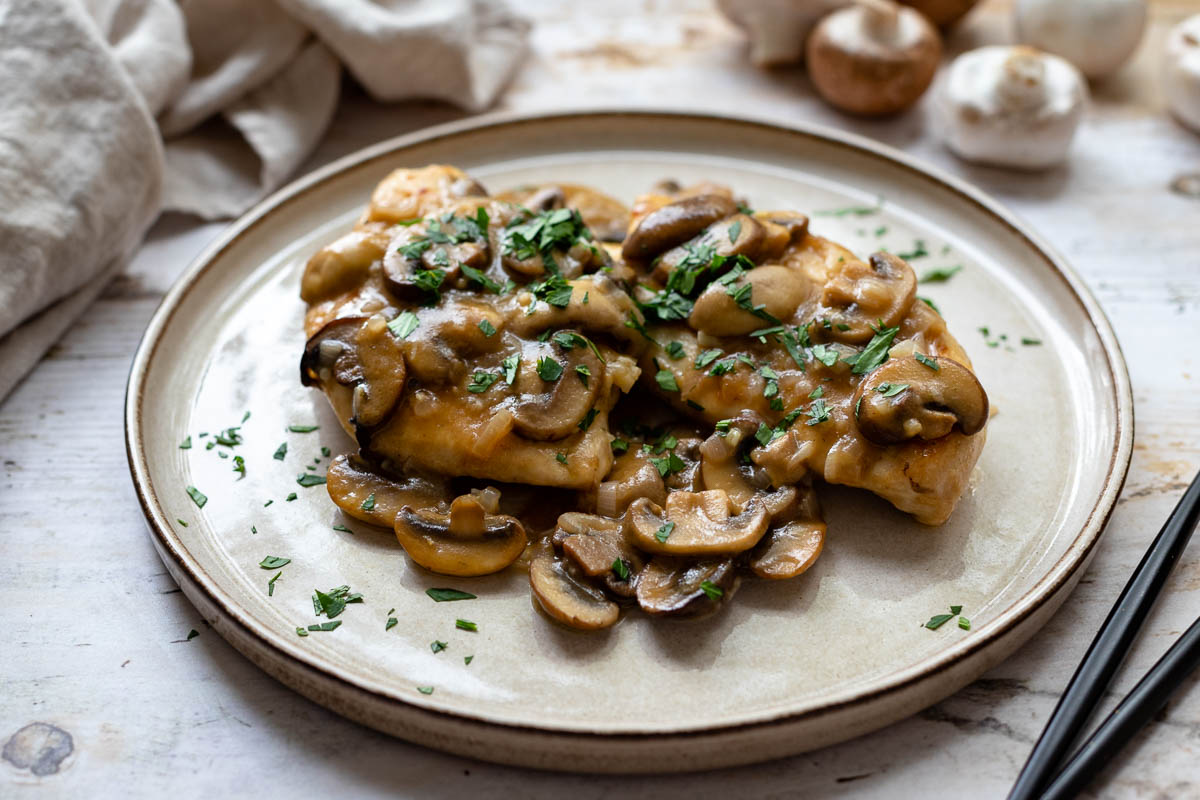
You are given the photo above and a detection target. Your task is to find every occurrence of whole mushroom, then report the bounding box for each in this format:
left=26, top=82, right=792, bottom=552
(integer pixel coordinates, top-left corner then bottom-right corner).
left=805, top=0, right=942, bottom=116
left=716, top=0, right=850, bottom=67
left=1015, top=0, right=1147, bottom=80
left=1165, top=15, right=1200, bottom=135
left=897, top=0, right=979, bottom=28
left=935, top=46, right=1088, bottom=170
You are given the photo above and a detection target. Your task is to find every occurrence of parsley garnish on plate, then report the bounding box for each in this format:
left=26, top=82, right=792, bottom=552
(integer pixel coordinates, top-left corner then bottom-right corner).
left=179, top=436, right=192, bottom=450
left=430, top=640, right=448, bottom=653
left=288, top=424, right=319, bottom=433
left=925, top=605, right=970, bottom=631
left=296, top=473, right=326, bottom=487
left=920, top=265, right=962, bottom=283
left=273, top=442, right=287, bottom=460
left=259, top=556, right=290, bottom=569
left=417, top=686, right=435, bottom=695
left=456, top=619, right=478, bottom=632
left=186, top=486, right=207, bottom=508
left=426, top=588, right=477, bottom=602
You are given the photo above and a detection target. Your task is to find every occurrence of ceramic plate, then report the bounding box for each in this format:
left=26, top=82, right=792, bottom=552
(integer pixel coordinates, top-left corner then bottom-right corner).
left=126, top=111, right=1132, bottom=772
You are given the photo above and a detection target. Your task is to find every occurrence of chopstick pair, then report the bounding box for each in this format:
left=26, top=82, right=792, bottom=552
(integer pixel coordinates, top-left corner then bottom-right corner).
left=1008, top=467, right=1200, bottom=800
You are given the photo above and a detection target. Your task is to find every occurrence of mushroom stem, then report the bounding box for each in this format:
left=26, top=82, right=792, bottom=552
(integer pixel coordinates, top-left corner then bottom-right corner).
left=998, top=47, right=1049, bottom=111
left=860, top=0, right=900, bottom=40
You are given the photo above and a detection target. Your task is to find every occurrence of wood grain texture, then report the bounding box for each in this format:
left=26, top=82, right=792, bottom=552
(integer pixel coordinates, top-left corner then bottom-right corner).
left=2, top=1, right=1198, bottom=797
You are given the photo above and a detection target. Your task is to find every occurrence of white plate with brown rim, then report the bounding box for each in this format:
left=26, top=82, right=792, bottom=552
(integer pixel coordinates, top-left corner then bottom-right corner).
left=125, top=110, right=1132, bottom=773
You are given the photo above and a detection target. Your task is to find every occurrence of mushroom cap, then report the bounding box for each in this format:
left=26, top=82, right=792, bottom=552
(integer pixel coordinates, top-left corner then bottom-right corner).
left=805, top=0, right=942, bottom=116
left=556, top=512, right=644, bottom=599
left=935, top=45, right=1087, bottom=170
left=1015, top=0, right=1147, bottom=79
left=509, top=331, right=604, bottom=441
left=688, top=263, right=811, bottom=337
left=750, top=518, right=827, bottom=579
left=621, top=194, right=737, bottom=262
left=818, top=252, right=917, bottom=342
left=301, top=230, right=387, bottom=304
left=898, top=0, right=979, bottom=28
left=635, top=557, right=738, bottom=618
left=716, top=0, right=852, bottom=66
left=325, top=454, right=448, bottom=528
left=394, top=495, right=527, bottom=576
left=626, top=490, right=770, bottom=556
left=300, top=314, right=407, bottom=430
left=529, top=546, right=620, bottom=630
left=1165, top=15, right=1200, bottom=134
left=852, top=354, right=988, bottom=445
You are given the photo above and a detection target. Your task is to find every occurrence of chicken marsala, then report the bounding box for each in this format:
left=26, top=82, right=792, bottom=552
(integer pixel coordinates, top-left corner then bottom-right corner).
left=299, top=165, right=988, bottom=628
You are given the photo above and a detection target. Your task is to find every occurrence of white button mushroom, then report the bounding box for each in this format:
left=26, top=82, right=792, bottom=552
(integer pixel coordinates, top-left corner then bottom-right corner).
left=1015, top=0, right=1147, bottom=80
left=805, top=0, right=942, bottom=116
left=935, top=45, right=1088, bottom=170
left=716, top=0, right=851, bottom=67
left=1165, top=15, right=1200, bottom=134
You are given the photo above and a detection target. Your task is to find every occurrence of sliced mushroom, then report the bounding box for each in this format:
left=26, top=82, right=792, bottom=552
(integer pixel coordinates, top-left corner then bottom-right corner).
left=688, top=265, right=810, bottom=337
left=325, top=454, right=449, bottom=527
left=756, top=211, right=810, bottom=259
left=853, top=354, right=989, bottom=444
left=508, top=275, right=643, bottom=349
left=650, top=213, right=765, bottom=284
left=510, top=332, right=603, bottom=440
left=592, top=450, right=667, bottom=516
left=556, top=512, right=644, bottom=598
left=394, top=494, right=527, bottom=576
left=626, top=490, right=770, bottom=556
left=749, top=479, right=827, bottom=579
left=301, top=316, right=369, bottom=387
left=622, top=194, right=738, bottom=262
left=300, top=230, right=388, bottom=304
left=636, top=556, right=738, bottom=618
left=529, top=545, right=620, bottom=630
left=350, top=315, right=408, bottom=428
left=382, top=223, right=488, bottom=301
left=818, top=252, right=917, bottom=343
left=698, top=413, right=766, bottom=507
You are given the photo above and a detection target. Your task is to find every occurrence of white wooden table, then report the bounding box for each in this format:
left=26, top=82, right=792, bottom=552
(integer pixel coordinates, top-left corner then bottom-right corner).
left=3, top=1, right=1199, bottom=796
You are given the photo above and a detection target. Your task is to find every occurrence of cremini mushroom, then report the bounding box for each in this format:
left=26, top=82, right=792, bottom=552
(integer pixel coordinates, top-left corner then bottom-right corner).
left=1015, top=0, right=1146, bottom=80
left=650, top=213, right=765, bottom=284
left=749, top=479, right=827, bottom=579
left=382, top=223, right=488, bottom=301
left=325, top=454, right=449, bottom=527
left=805, top=0, right=942, bottom=116
left=555, top=512, right=644, bottom=598
left=626, top=490, right=769, bottom=556
left=898, top=0, right=979, bottom=28
left=509, top=332, right=604, bottom=440
left=301, top=315, right=368, bottom=387
left=717, top=0, right=850, bottom=66
left=636, top=557, right=738, bottom=618
left=394, top=494, right=527, bottom=576
left=300, top=314, right=407, bottom=429
left=1165, top=15, right=1200, bottom=135
left=698, top=412, right=768, bottom=507
left=621, top=194, right=738, bottom=262
left=591, top=450, right=667, bottom=517
left=818, top=252, right=916, bottom=342
left=852, top=354, right=988, bottom=444
left=935, top=46, right=1087, bottom=170
left=300, top=230, right=388, bottom=304
left=689, top=264, right=811, bottom=337
left=756, top=211, right=810, bottom=257
left=529, top=545, right=620, bottom=630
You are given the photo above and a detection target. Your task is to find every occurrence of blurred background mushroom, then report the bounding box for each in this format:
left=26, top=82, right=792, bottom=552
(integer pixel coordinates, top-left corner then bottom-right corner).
left=1165, top=14, right=1200, bottom=134
left=1015, top=0, right=1148, bottom=80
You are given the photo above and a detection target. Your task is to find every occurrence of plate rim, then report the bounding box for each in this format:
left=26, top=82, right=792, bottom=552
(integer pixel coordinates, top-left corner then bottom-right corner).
left=124, top=109, right=1134, bottom=744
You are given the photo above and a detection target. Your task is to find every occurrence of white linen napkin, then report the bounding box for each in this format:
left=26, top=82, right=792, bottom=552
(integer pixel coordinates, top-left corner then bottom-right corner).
left=0, top=0, right=529, bottom=401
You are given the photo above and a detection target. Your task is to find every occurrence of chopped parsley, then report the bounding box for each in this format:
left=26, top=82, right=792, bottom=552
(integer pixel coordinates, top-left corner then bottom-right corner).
left=273, top=442, right=287, bottom=460
left=700, top=580, right=724, bottom=600
left=575, top=364, right=590, bottom=386
left=461, top=264, right=506, bottom=294
left=285, top=492, right=297, bottom=502
left=267, top=571, right=282, bottom=596
left=361, top=493, right=376, bottom=511
left=925, top=605, right=970, bottom=631
left=810, top=344, right=839, bottom=367
left=876, top=382, right=909, bottom=397
left=919, top=296, right=941, bottom=314
left=694, top=349, right=723, bottom=370
left=288, top=424, right=319, bottom=433
left=430, top=640, right=448, bottom=653
left=455, top=619, right=478, bottom=632
left=556, top=452, right=568, bottom=465
left=186, top=629, right=199, bottom=641
left=259, top=556, right=291, bottom=569
left=417, top=686, right=434, bottom=695
left=477, top=319, right=497, bottom=337
left=536, top=357, right=564, bottom=381
left=502, top=354, right=520, bottom=384
left=388, top=311, right=420, bottom=340
left=332, top=524, right=352, bottom=533
left=313, top=585, right=363, bottom=619
left=186, top=486, right=207, bottom=508
left=805, top=398, right=831, bottom=426
left=296, top=473, right=326, bottom=487
left=656, top=369, right=680, bottom=393
left=502, top=207, right=593, bottom=263
left=464, top=656, right=474, bottom=665
left=655, top=521, right=675, bottom=543
left=812, top=197, right=882, bottom=217
left=665, top=341, right=685, bottom=360
left=179, top=436, right=192, bottom=450
left=846, top=324, right=899, bottom=375
left=579, top=408, right=599, bottom=431
left=920, top=265, right=962, bottom=283
left=915, top=352, right=940, bottom=371
left=1021, top=337, right=1042, bottom=346
left=610, top=437, right=629, bottom=455
left=809, top=386, right=825, bottom=399
left=176, top=518, right=188, bottom=527
left=897, top=240, right=930, bottom=260
left=729, top=220, right=742, bottom=244
left=467, top=371, right=500, bottom=393
left=307, top=621, right=342, bottom=633
left=426, top=588, right=476, bottom=602
left=232, top=455, right=245, bottom=478
left=649, top=452, right=685, bottom=477
left=612, top=558, right=631, bottom=580
left=385, top=616, right=398, bottom=631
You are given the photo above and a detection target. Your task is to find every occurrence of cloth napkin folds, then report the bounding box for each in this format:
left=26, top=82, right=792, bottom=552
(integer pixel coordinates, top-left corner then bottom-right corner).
left=0, top=0, right=529, bottom=401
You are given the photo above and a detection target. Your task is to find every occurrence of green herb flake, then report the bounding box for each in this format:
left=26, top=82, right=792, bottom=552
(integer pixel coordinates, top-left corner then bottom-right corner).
left=186, top=485, right=208, bottom=508
left=655, top=521, right=675, bottom=543
left=360, top=493, right=376, bottom=512
left=267, top=571, right=281, bottom=596
left=694, top=349, right=723, bottom=370
left=285, top=492, right=297, bottom=502
left=665, top=341, right=685, bottom=360
left=467, top=371, right=500, bottom=393
left=578, top=408, right=599, bottom=431
left=308, top=621, right=342, bottom=632
left=610, top=438, right=629, bottom=455
left=176, top=518, right=188, bottom=527
left=958, top=617, right=971, bottom=630
left=385, top=617, right=398, bottom=631
left=575, top=363, right=591, bottom=386
left=556, top=452, right=568, bottom=465
left=848, top=324, right=899, bottom=375
left=426, top=588, right=477, bottom=602
left=296, top=627, right=309, bottom=637
left=273, top=442, right=287, bottom=460
left=810, top=344, right=839, bottom=368
left=288, top=424, right=319, bottom=433
left=388, top=310, right=420, bottom=340
left=455, top=619, right=478, bottom=632
left=919, top=296, right=941, bottom=314
left=179, top=436, right=192, bottom=450
left=728, top=220, right=742, bottom=244
left=232, top=455, right=246, bottom=478
left=417, top=686, right=434, bottom=695
left=612, top=558, right=631, bottom=581
left=296, top=473, right=326, bottom=487
left=464, top=656, right=474, bottom=665
left=656, top=369, right=680, bottom=393
left=925, top=613, right=955, bottom=630
left=920, top=265, right=962, bottom=283
left=430, top=640, right=448, bottom=653
left=186, top=629, right=199, bottom=641
left=898, top=240, right=930, bottom=260
left=259, top=556, right=291, bottom=569
left=536, top=356, right=564, bottom=382
left=332, top=524, right=352, bottom=533
left=915, top=352, right=940, bottom=371
left=502, top=354, right=520, bottom=385
left=1021, top=337, right=1043, bottom=346
left=876, top=382, right=909, bottom=397
left=805, top=398, right=831, bottom=426
left=700, top=580, right=724, bottom=600
left=809, top=386, right=824, bottom=399
left=478, top=319, right=497, bottom=337
left=649, top=452, right=685, bottom=477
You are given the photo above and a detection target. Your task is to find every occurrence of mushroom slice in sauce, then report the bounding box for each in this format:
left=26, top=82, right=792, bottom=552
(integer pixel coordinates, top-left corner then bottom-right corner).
left=591, top=449, right=667, bottom=517
left=818, top=252, right=917, bottom=343
left=529, top=545, right=620, bottom=630
left=688, top=264, right=810, bottom=337
left=749, top=479, right=827, bottom=580
left=853, top=354, right=988, bottom=445
left=325, top=454, right=449, bottom=528
left=650, top=213, right=765, bottom=284
left=622, top=194, right=738, bottom=262
left=510, top=331, right=604, bottom=441
left=636, top=556, right=738, bottom=618
left=301, top=315, right=369, bottom=387
left=626, top=489, right=770, bottom=556
left=495, top=183, right=632, bottom=244
left=394, top=494, right=527, bottom=576
left=381, top=221, right=488, bottom=302
left=698, top=412, right=767, bottom=507
left=300, top=315, right=406, bottom=429
left=300, top=230, right=388, bottom=304
left=555, top=512, right=644, bottom=599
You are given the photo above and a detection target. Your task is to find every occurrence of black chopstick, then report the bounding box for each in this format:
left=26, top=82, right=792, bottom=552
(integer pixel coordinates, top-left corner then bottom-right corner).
left=1007, top=467, right=1200, bottom=800
left=1039, top=613, right=1200, bottom=799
